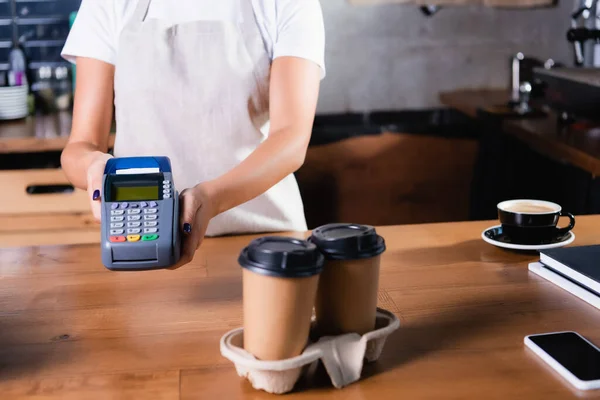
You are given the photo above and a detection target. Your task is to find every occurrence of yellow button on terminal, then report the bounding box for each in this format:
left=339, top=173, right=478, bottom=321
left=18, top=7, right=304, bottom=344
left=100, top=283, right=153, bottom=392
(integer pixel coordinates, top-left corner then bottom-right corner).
left=127, top=235, right=141, bottom=242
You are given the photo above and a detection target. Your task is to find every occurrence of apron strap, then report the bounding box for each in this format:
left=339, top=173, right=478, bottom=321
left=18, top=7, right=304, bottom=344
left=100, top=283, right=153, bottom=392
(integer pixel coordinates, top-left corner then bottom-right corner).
left=132, top=0, right=152, bottom=24
left=239, top=0, right=262, bottom=41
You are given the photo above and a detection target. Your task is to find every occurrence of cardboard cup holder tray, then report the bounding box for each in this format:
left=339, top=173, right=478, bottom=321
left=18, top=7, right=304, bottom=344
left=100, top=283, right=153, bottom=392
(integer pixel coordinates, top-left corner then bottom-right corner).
left=220, top=308, right=400, bottom=394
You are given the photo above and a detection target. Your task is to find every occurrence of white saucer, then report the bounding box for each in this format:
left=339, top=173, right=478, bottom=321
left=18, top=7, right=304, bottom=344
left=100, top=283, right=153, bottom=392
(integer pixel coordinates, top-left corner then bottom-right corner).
left=481, top=225, right=575, bottom=251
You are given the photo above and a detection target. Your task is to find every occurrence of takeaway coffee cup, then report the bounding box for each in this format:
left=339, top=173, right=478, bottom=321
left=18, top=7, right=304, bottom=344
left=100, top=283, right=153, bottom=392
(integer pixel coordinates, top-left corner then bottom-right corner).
left=310, top=224, right=386, bottom=336
left=497, top=199, right=576, bottom=244
left=239, top=236, right=324, bottom=361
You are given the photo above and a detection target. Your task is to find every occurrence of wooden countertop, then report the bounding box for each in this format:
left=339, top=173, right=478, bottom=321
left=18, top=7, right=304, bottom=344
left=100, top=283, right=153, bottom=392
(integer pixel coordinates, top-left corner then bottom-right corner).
left=439, top=89, right=511, bottom=119
left=440, top=89, right=600, bottom=176
left=0, top=112, right=115, bottom=154
left=2, top=217, right=600, bottom=398
left=504, top=115, right=600, bottom=176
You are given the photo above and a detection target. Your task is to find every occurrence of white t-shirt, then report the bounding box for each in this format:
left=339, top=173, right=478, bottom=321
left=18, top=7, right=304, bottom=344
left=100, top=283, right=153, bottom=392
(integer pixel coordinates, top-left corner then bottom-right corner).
left=62, top=0, right=326, bottom=78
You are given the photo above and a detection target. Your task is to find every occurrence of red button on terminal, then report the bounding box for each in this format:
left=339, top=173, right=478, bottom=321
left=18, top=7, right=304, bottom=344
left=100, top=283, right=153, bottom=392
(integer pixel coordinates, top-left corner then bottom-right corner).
left=110, top=236, right=126, bottom=243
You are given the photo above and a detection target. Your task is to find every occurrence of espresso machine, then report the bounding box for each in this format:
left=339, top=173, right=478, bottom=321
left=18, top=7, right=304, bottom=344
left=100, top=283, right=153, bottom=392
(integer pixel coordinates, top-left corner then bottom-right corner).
left=568, top=0, right=599, bottom=67
left=510, top=0, right=600, bottom=124
left=508, top=53, right=556, bottom=116
left=533, top=67, right=600, bottom=123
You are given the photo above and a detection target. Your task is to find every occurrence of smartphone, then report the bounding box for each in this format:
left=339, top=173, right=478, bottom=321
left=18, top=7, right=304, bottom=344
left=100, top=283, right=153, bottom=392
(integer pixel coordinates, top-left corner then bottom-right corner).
left=525, top=331, right=600, bottom=391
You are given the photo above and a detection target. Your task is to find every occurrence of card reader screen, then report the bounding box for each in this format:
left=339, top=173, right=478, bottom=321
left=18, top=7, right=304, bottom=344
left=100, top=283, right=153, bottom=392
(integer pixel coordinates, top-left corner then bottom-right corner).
left=113, top=185, right=159, bottom=201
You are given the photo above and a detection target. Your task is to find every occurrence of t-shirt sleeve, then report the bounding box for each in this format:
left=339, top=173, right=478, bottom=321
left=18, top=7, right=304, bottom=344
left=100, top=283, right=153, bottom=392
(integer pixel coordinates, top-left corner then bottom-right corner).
left=273, top=0, right=326, bottom=79
left=61, top=0, right=118, bottom=65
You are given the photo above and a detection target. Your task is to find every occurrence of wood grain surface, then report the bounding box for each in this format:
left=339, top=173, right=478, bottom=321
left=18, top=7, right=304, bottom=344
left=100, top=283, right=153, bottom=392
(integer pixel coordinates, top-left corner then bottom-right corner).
left=439, top=89, right=509, bottom=119
left=296, top=132, right=478, bottom=228
left=2, top=217, right=600, bottom=399
left=0, top=169, right=89, bottom=216
left=440, top=89, right=600, bottom=175
left=504, top=115, right=600, bottom=176
left=0, top=113, right=115, bottom=154
left=0, top=169, right=98, bottom=248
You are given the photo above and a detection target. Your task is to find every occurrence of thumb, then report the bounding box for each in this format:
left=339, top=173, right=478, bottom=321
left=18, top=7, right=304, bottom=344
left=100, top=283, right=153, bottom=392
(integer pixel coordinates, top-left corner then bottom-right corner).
left=85, top=153, right=112, bottom=223
left=177, top=189, right=201, bottom=266
left=179, top=189, right=199, bottom=231
left=87, top=175, right=104, bottom=223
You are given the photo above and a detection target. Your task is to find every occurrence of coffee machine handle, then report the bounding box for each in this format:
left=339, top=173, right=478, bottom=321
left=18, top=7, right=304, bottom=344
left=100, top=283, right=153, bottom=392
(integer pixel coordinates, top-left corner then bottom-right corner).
left=573, top=40, right=585, bottom=66
left=511, top=53, right=524, bottom=104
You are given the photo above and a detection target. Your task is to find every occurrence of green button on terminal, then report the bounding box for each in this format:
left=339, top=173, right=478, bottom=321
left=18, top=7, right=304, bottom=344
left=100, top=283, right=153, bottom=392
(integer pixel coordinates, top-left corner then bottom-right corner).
left=142, top=235, right=159, bottom=241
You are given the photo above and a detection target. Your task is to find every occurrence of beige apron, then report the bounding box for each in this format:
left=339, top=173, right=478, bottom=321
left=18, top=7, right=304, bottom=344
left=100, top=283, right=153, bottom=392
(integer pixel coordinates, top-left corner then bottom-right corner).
left=113, top=0, right=307, bottom=236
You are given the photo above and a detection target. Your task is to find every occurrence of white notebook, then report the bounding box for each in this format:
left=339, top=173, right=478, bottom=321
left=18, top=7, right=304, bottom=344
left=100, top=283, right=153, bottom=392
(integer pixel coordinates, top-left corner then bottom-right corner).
left=529, top=262, right=600, bottom=311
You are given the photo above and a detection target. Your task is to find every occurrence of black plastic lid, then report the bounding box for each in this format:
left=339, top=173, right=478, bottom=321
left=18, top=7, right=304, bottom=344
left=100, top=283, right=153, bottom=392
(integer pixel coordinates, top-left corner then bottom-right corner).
left=238, top=236, right=324, bottom=278
left=309, top=223, right=386, bottom=260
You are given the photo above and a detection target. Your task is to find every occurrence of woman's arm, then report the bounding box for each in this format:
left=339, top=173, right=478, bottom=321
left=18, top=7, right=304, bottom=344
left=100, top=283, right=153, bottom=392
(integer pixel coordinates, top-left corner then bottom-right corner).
left=210, top=56, right=320, bottom=213
left=61, top=57, right=115, bottom=219
left=176, top=56, right=321, bottom=266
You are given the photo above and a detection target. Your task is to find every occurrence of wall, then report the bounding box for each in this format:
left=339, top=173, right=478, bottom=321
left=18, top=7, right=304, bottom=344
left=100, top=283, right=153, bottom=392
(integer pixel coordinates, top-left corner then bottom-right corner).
left=317, top=0, right=575, bottom=112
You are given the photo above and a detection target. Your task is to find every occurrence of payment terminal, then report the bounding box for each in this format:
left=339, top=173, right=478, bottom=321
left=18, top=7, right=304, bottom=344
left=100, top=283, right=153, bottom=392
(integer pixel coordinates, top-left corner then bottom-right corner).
left=101, top=157, right=181, bottom=271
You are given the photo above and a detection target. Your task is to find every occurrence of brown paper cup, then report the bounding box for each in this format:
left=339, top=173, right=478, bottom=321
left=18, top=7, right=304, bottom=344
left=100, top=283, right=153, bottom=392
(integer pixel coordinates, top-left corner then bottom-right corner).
left=243, top=269, right=320, bottom=360
left=238, top=236, right=324, bottom=361
left=309, top=224, right=386, bottom=336
left=315, top=256, right=381, bottom=336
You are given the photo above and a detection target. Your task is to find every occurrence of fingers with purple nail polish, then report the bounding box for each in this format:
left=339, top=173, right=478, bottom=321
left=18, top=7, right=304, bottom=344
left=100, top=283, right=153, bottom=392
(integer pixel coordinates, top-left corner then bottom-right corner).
left=93, top=190, right=100, bottom=201
left=183, top=223, right=192, bottom=234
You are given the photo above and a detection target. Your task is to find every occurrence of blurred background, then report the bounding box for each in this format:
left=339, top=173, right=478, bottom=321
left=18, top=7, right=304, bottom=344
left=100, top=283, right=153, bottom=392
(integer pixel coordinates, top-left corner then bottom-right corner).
left=0, top=0, right=599, bottom=246
left=0, top=0, right=79, bottom=70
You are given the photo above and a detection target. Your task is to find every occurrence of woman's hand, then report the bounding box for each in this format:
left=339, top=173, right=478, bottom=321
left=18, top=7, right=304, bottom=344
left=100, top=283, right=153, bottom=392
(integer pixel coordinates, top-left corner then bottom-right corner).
left=86, top=152, right=113, bottom=222
left=169, top=183, right=219, bottom=270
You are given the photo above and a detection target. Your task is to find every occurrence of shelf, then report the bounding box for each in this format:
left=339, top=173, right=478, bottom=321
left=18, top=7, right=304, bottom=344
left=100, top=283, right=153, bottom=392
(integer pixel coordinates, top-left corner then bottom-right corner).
left=0, top=0, right=76, bottom=72
left=24, top=39, right=65, bottom=47
left=0, top=0, right=62, bottom=3
left=29, top=61, right=69, bottom=69
left=0, top=61, right=71, bottom=71
left=0, top=16, right=71, bottom=25
left=0, top=39, right=67, bottom=47
left=18, top=16, right=68, bottom=24
left=0, top=37, right=67, bottom=48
